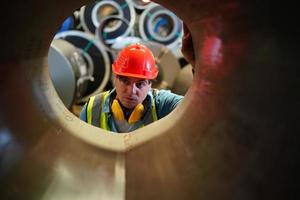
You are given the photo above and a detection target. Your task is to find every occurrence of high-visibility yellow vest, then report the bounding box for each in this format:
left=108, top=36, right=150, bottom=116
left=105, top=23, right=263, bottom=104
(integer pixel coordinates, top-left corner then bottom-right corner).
left=86, top=91, right=158, bottom=131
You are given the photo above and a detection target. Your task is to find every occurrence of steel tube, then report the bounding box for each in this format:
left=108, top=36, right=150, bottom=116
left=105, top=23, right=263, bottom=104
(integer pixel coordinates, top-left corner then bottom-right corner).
left=0, top=0, right=298, bottom=199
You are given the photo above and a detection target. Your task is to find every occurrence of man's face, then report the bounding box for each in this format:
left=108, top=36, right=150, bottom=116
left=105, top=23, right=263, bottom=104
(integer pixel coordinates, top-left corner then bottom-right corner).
left=114, top=75, right=152, bottom=109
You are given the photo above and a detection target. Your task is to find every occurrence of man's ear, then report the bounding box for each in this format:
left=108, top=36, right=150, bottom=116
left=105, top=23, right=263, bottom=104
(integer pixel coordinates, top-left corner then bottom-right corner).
left=148, top=81, right=152, bottom=88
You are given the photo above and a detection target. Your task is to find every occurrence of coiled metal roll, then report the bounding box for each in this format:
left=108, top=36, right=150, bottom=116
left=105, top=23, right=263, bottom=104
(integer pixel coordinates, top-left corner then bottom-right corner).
left=79, top=0, right=136, bottom=44
left=132, top=0, right=153, bottom=11
left=48, top=39, right=78, bottom=108
left=141, top=41, right=181, bottom=90
left=54, top=30, right=111, bottom=103
left=95, top=15, right=136, bottom=53
left=138, top=3, right=183, bottom=49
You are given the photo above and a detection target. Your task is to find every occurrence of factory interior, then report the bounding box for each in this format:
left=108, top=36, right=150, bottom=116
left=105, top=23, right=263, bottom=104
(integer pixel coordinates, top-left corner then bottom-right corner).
left=48, top=0, right=192, bottom=118
left=0, top=0, right=299, bottom=199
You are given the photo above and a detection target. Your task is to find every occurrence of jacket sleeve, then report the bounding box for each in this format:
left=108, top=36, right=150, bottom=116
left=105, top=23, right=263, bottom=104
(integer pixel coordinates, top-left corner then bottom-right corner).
left=155, top=89, right=184, bottom=119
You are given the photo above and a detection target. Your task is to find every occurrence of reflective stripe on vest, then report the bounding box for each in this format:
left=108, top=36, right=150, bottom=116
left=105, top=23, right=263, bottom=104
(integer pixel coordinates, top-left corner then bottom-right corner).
left=87, top=91, right=158, bottom=132
left=86, top=92, right=109, bottom=130
left=87, top=96, right=95, bottom=124
left=100, top=91, right=110, bottom=130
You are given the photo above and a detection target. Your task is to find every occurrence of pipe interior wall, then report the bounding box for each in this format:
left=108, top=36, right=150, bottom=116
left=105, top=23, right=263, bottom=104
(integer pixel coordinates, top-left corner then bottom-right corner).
left=0, top=0, right=298, bottom=199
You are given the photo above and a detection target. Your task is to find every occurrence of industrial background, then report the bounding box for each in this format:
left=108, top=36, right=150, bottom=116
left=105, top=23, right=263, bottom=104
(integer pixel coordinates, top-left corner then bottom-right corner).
left=0, top=0, right=299, bottom=199
left=48, top=0, right=193, bottom=117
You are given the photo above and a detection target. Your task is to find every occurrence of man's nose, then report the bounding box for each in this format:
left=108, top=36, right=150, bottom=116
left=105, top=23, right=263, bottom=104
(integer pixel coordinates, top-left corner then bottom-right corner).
left=127, top=83, right=138, bottom=95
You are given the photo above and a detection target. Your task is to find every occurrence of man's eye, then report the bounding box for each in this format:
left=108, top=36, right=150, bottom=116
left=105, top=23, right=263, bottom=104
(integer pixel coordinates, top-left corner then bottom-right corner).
left=120, top=77, right=129, bottom=84
left=136, top=81, right=147, bottom=88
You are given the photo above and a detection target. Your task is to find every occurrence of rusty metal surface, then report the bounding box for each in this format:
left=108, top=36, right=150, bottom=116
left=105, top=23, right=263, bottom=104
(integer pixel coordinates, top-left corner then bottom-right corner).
left=0, top=0, right=298, bottom=200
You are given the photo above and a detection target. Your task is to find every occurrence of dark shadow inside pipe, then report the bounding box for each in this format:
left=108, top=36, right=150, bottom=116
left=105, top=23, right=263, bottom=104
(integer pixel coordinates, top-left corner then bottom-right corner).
left=0, top=0, right=299, bottom=199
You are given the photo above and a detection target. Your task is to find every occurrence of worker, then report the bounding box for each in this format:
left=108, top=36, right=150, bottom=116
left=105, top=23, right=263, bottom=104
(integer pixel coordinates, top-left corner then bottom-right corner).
left=80, top=43, right=183, bottom=133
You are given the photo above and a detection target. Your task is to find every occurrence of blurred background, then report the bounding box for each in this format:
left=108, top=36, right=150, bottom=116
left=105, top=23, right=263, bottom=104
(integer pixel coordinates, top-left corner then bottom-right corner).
left=48, top=0, right=193, bottom=117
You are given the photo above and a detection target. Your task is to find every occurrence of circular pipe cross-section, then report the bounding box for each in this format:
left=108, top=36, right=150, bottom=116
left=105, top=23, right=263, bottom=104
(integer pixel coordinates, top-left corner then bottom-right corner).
left=0, top=0, right=298, bottom=200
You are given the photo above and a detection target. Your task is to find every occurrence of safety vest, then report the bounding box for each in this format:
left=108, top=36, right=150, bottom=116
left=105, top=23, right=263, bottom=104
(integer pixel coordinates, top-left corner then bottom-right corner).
left=86, top=91, right=158, bottom=131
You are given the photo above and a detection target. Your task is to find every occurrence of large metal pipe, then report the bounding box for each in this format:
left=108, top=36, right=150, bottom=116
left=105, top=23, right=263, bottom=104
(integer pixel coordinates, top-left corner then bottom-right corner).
left=0, top=0, right=298, bottom=199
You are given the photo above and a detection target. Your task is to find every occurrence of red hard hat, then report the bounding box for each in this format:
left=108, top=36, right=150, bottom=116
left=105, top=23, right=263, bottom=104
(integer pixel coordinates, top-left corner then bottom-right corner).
left=112, top=43, right=158, bottom=79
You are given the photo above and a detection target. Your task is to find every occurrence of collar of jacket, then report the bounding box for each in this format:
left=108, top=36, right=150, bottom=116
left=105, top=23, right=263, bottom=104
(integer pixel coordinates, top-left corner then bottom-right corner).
left=101, top=88, right=155, bottom=115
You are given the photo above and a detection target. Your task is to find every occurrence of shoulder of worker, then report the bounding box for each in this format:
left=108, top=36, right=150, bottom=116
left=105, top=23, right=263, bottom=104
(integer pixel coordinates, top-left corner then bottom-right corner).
left=152, top=89, right=183, bottom=118
left=79, top=91, right=111, bottom=122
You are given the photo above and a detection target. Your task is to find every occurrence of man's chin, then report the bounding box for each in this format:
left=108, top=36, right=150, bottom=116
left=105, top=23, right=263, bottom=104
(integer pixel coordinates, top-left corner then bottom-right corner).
left=124, top=104, right=136, bottom=109
left=122, top=101, right=137, bottom=109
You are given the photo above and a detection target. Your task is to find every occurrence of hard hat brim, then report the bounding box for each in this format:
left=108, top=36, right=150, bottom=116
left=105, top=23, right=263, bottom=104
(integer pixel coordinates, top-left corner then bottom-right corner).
left=112, top=65, right=158, bottom=80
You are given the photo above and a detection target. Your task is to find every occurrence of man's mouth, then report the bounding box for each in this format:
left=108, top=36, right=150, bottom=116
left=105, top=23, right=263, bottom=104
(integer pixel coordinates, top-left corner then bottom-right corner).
left=125, top=97, right=137, bottom=102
